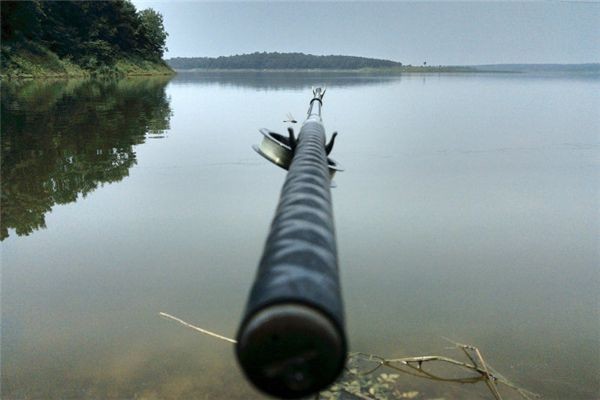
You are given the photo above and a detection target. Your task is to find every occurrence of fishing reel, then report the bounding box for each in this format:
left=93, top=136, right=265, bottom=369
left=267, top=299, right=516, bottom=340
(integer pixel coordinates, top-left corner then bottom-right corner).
left=253, top=127, right=342, bottom=178
left=253, top=87, right=342, bottom=178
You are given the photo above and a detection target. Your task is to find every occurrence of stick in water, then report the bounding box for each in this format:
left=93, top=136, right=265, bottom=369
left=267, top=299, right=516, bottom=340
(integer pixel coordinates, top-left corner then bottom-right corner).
left=158, top=313, right=538, bottom=400
left=159, top=312, right=237, bottom=344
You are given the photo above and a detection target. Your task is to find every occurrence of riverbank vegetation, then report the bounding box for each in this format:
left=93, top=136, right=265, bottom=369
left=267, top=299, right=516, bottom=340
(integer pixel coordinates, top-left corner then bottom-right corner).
left=1, top=1, right=173, bottom=78
left=167, top=52, right=476, bottom=73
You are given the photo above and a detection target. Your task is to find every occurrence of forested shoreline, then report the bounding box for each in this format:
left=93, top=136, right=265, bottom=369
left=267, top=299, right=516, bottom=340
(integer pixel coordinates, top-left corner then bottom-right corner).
left=1, top=0, right=173, bottom=78
left=168, top=52, right=404, bottom=70
left=167, top=52, right=480, bottom=73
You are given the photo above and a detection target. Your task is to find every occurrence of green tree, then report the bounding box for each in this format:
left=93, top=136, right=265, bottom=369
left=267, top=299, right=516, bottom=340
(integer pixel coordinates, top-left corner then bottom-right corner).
left=137, top=8, right=168, bottom=59
left=1, top=1, right=170, bottom=72
left=1, top=1, right=45, bottom=41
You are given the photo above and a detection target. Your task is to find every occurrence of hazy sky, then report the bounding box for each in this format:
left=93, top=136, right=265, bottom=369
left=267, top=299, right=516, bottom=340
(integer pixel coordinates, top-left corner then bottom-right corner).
left=131, top=1, right=599, bottom=65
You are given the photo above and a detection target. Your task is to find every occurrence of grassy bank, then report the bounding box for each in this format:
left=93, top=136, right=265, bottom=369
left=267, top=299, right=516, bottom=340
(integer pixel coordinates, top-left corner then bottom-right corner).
left=1, top=41, right=174, bottom=79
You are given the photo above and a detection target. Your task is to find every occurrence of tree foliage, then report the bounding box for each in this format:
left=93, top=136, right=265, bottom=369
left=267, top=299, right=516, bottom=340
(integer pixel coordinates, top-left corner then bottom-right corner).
left=1, top=0, right=168, bottom=67
left=137, top=9, right=168, bottom=58
left=168, top=52, right=402, bottom=70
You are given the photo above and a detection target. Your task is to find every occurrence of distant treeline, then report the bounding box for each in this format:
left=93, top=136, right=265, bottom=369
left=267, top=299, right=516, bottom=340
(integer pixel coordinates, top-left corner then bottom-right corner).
left=168, top=52, right=403, bottom=70
left=1, top=0, right=169, bottom=74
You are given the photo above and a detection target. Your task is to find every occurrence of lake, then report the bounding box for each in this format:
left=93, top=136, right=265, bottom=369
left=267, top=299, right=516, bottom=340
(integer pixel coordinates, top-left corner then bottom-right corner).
left=1, top=71, right=598, bottom=399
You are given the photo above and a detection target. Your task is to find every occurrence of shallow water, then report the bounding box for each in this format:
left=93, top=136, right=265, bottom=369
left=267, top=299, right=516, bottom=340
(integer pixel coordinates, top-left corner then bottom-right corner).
left=1, top=72, right=598, bottom=399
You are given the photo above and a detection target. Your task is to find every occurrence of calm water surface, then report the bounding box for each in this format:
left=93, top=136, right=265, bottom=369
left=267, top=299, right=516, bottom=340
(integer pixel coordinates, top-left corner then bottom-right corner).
left=2, top=72, right=598, bottom=399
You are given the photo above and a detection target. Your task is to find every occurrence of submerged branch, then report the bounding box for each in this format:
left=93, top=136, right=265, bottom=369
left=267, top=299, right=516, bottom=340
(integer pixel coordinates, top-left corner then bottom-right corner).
left=159, top=312, right=237, bottom=344
left=159, top=312, right=539, bottom=399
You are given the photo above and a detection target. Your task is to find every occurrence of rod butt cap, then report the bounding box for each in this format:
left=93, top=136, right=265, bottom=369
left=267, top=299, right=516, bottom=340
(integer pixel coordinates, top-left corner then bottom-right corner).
left=236, top=304, right=345, bottom=399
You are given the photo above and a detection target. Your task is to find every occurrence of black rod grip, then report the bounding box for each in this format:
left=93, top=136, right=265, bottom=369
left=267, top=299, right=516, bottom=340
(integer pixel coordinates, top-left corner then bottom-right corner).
left=236, top=119, right=346, bottom=399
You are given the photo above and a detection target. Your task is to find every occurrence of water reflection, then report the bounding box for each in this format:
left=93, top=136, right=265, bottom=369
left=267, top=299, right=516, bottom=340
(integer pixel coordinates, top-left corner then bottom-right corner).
left=171, top=70, right=402, bottom=89
left=0, top=77, right=173, bottom=240
left=1, top=72, right=597, bottom=399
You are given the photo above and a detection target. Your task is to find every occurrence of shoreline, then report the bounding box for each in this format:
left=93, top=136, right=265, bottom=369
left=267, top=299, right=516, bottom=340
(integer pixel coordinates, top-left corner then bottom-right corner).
left=171, top=67, right=482, bottom=74
left=1, top=45, right=175, bottom=80
left=1, top=70, right=175, bottom=80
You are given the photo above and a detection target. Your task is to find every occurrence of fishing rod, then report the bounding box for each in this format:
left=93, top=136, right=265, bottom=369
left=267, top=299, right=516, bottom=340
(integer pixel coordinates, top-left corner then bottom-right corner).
left=236, top=88, right=346, bottom=399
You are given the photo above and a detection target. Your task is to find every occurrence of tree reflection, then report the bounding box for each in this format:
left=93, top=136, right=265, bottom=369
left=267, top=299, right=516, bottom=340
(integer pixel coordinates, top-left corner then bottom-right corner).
left=1, top=77, right=172, bottom=240
left=171, top=70, right=402, bottom=90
